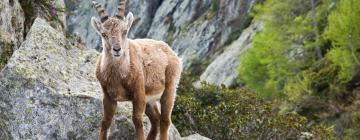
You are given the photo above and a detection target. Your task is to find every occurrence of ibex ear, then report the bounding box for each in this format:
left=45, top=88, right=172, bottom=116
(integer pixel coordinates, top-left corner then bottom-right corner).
left=91, top=17, right=103, bottom=34
left=126, top=12, right=134, bottom=29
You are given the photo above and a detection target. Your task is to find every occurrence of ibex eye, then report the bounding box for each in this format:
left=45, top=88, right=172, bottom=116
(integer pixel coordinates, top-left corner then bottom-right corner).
left=122, top=32, right=127, bottom=37
left=101, top=33, right=107, bottom=38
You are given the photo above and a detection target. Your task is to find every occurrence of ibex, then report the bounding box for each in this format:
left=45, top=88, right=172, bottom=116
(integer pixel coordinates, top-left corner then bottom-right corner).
left=91, top=0, right=182, bottom=140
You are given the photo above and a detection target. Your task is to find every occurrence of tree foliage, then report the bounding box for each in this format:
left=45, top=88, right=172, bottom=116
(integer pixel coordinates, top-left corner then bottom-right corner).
left=325, top=0, right=360, bottom=82
left=237, top=0, right=360, bottom=138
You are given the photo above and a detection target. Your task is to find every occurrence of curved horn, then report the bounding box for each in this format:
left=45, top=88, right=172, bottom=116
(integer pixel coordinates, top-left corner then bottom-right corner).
left=115, top=0, right=126, bottom=20
left=92, top=0, right=108, bottom=22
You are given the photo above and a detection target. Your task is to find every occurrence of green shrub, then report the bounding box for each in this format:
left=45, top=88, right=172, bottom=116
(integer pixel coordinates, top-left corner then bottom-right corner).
left=343, top=111, right=360, bottom=139
left=173, top=73, right=334, bottom=139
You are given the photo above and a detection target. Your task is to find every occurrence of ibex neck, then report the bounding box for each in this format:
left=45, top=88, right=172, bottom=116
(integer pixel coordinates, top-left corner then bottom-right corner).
left=101, top=47, right=130, bottom=78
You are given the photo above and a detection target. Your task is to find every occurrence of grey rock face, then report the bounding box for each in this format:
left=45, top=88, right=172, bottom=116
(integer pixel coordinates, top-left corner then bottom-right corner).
left=200, top=22, right=263, bottom=87
left=0, top=0, right=24, bottom=47
left=0, top=18, right=185, bottom=140
left=147, top=0, right=260, bottom=70
left=127, top=0, right=163, bottom=38
left=0, top=0, right=24, bottom=69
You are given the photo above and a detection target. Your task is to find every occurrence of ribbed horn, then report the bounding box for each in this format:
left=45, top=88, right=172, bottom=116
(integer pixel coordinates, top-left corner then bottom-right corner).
left=92, top=0, right=108, bottom=22
left=115, top=0, right=126, bottom=20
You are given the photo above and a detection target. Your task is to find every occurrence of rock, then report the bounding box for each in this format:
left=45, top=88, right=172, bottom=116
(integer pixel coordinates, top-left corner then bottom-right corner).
left=147, top=0, right=261, bottom=70
left=0, top=18, right=186, bottom=139
left=0, top=31, right=15, bottom=70
left=19, top=0, right=66, bottom=34
left=182, top=133, right=211, bottom=140
left=127, top=0, right=163, bottom=38
left=200, top=22, right=263, bottom=87
left=0, top=0, right=24, bottom=69
left=0, top=0, right=24, bottom=47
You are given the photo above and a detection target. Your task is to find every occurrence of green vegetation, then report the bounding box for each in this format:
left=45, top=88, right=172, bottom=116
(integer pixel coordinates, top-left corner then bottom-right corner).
left=174, top=0, right=360, bottom=139
left=203, top=0, right=220, bottom=19
left=173, top=73, right=334, bottom=139
left=238, top=0, right=333, bottom=98
left=210, top=0, right=220, bottom=13
left=0, top=31, right=15, bottom=70
left=19, top=0, right=67, bottom=34
left=325, top=0, right=360, bottom=82
left=236, top=0, right=360, bottom=138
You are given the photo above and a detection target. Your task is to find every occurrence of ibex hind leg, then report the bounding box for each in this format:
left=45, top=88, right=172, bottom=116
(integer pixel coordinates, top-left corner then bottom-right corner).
left=160, top=62, right=181, bottom=140
left=99, top=94, right=117, bottom=140
left=145, top=102, right=161, bottom=140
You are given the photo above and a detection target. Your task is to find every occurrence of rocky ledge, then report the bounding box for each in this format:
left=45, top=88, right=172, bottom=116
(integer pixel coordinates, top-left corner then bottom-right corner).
left=0, top=18, right=209, bottom=140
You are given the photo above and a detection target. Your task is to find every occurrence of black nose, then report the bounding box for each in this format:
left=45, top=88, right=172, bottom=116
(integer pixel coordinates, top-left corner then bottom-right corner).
left=113, top=48, right=121, bottom=52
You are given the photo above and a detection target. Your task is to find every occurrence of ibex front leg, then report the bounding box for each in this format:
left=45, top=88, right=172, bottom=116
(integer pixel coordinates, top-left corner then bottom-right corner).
left=133, top=79, right=146, bottom=140
left=99, top=93, right=117, bottom=140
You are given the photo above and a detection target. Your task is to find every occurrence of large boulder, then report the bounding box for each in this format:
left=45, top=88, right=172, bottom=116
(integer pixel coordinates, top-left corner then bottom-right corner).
left=0, top=18, right=189, bottom=140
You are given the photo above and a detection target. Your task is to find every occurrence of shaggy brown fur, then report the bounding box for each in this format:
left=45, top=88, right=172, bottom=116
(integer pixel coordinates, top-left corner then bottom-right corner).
left=91, top=1, right=182, bottom=140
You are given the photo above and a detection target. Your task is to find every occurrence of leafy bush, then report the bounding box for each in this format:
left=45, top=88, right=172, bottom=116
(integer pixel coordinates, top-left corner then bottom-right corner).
left=173, top=73, right=334, bottom=139
left=238, top=0, right=336, bottom=99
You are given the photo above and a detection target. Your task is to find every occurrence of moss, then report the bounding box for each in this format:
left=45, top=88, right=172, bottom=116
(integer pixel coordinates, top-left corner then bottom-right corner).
left=84, top=117, right=97, bottom=125
left=210, top=0, right=219, bottom=13
left=22, top=132, right=32, bottom=139
left=0, top=38, right=15, bottom=70
left=200, top=0, right=220, bottom=19
left=223, top=16, right=252, bottom=46
left=25, top=108, right=32, bottom=115
left=15, top=67, right=35, bottom=79
left=343, top=111, right=360, bottom=139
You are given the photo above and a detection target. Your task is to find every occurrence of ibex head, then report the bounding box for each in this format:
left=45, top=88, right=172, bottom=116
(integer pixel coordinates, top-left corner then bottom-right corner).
left=91, top=0, right=134, bottom=58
